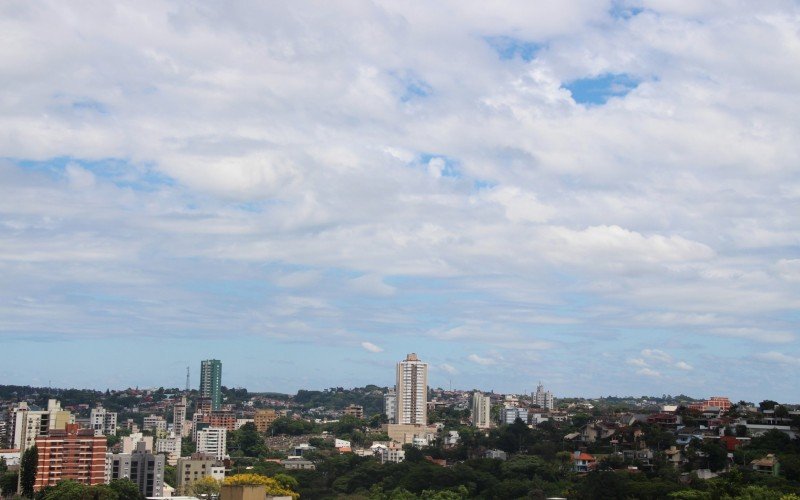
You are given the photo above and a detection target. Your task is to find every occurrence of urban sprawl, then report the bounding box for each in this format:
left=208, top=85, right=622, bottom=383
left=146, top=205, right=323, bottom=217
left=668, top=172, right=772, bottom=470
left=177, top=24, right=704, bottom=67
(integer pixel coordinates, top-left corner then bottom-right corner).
left=1, top=354, right=799, bottom=499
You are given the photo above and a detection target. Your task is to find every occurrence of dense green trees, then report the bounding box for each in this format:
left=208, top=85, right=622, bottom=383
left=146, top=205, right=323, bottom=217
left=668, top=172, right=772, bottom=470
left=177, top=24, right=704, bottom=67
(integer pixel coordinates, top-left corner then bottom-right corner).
left=20, top=445, right=38, bottom=498
left=34, top=478, right=143, bottom=500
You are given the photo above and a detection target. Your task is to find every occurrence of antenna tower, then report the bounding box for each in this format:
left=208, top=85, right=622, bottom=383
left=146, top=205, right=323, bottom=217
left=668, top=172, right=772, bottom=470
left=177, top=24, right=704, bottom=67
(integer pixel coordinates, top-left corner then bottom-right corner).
left=185, top=366, right=190, bottom=392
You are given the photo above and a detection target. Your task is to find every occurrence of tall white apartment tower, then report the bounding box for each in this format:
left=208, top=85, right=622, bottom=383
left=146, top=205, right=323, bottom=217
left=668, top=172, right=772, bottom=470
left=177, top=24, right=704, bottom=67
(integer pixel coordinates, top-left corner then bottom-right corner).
left=173, top=396, right=187, bottom=438
left=395, top=353, right=428, bottom=425
left=534, top=382, right=554, bottom=410
left=471, top=391, right=492, bottom=429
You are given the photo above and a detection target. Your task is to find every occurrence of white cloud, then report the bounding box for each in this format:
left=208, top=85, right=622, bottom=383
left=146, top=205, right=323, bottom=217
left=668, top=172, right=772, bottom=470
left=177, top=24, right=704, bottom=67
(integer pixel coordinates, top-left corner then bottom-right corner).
left=627, top=358, right=648, bottom=368
left=440, top=363, right=459, bottom=374
left=642, top=349, right=673, bottom=363
left=674, top=361, right=693, bottom=371
left=637, top=368, right=661, bottom=377
left=360, top=341, right=384, bottom=353
left=0, top=1, right=799, bottom=397
left=753, top=352, right=800, bottom=367
left=468, top=354, right=497, bottom=366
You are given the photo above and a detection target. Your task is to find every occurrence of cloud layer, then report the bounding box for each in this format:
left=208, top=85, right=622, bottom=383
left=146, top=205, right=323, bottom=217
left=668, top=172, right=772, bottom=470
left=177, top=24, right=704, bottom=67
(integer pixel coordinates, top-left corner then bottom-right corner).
left=1, top=0, right=799, bottom=399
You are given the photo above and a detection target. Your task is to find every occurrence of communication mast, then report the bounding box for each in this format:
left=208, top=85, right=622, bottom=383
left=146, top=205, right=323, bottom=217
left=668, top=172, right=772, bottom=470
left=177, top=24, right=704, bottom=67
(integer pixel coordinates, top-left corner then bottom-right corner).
left=185, top=366, right=190, bottom=393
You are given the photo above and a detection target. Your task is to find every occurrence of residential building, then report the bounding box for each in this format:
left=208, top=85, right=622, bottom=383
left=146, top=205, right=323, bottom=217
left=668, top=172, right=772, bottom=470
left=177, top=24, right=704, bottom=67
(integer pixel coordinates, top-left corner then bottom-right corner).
left=533, top=383, right=555, bottom=410
left=281, top=456, right=315, bottom=470
left=500, top=407, right=528, bottom=425
left=396, top=353, right=428, bottom=425
left=143, top=415, right=167, bottom=436
left=208, top=410, right=237, bottom=431
left=372, top=443, right=405, bottom=464
left=751, top=454, right=780, bottom=477
left=175, top=453, right=225, bottom=496
left=173, top=396, right=188, bottom=438
left=90, top=405, right=117, bottom=436
left=130, top=441, right=165, bottom=497
left=573, top=451, right=597, bottom=473
left=196, top=427, right=227, bottom=461
left=344, top=405, right=364, bottom=419
left=384, top=423, right=437, bottom=445
left=200, top=359, right=223, bottom=411
left=471, top=392, right=492, bottom=429
left=384, top=389, right=397, bottom=424
left=155, top=433, right=181, bottom=465
left=122, top=433, right=153, bottom=454
left=104, top=453, right=132, bottom=483
left=484, top=449, right=507, bottom=460
left=254, top=409, right=278, bottom=433
left=689, top=396, right=732, bottom=413
left=34, top=424, right=107, bottom=491
left=12, top=400, right=73, bottom=450
left=235, top=418, right=254, bottom=430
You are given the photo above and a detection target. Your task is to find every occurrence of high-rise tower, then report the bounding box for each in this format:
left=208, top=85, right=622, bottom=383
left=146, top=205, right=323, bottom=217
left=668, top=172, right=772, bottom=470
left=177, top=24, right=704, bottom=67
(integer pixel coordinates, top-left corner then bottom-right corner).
left=395, top=353, right=428, bottom=425
left=471, top=391, right=492, bottom=429
left=199, top=359, right=222, bottom=411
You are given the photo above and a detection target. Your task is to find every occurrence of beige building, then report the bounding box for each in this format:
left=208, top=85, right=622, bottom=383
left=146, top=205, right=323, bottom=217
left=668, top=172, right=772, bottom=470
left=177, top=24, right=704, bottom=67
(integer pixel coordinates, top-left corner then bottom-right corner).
left=175, top=453, right=225, bottom=495
left=396, top=353, right=428, bottom=425
left=471, top=391, right=492, bottom=429
left=384, top=423, right=437, bottom=445
left=344, top=405, right=364, bottom=419
left=12, top=400, right=73, bottom=450
left=254, top=409, right=278, bottom=433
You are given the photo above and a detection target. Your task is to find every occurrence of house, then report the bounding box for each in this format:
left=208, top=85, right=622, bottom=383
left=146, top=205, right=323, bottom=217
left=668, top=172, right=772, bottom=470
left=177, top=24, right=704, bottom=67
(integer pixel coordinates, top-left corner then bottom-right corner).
left=751, top=454, right=780, bottom=477
left=580, top=423, right=617, bottom=443
left=718, top=435, right=741, bottom=452
left=647, top=413, right=681, bottom=427
left=622, top=449, right=654, bottom=468
left=573, top=451, right=597, bottom=473
left=484, top=449, right=507, bottom=460
left=280, top=456, right=316, bottom=470
left=665, top=446, right=684, bottom=468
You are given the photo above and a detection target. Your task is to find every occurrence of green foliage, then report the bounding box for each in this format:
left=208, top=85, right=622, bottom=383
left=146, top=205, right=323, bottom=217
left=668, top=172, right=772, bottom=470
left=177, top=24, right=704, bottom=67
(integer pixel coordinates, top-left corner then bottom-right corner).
left=0, top=471, right=18, bottom=496
left=20, top=445, right=38, bottom=498
left=163, top=464, right=176, bottom=488
left=108, top=478, right=144, bottom=500
left=270, top=416, right=318, bottom=435
left=293, top=385, right=386, bottom=415
left=228, top=422, right=267, bottom=457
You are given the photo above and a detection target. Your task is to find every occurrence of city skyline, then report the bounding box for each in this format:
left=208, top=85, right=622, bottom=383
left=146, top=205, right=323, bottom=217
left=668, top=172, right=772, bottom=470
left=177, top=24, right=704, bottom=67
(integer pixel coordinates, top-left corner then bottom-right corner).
left=1, top=2, right=799, bottom=402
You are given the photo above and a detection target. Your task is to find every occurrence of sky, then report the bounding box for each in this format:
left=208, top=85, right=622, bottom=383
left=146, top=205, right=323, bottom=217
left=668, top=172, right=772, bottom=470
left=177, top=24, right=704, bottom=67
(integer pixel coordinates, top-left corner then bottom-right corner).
left=1, top=0, right=799, bottom=402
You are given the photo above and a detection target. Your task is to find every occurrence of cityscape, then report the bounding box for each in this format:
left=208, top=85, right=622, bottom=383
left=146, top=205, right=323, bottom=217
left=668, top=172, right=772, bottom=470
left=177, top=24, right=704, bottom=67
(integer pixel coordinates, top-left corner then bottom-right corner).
left=1, top=355, right=799, bottom=499
left=3, top=0, right=800, bottom=499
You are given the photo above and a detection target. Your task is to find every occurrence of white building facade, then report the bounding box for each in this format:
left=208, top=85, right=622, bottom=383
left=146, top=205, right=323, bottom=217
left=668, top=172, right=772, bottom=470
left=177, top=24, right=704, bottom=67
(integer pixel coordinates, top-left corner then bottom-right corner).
left=396, top=353, right=428, bottom=425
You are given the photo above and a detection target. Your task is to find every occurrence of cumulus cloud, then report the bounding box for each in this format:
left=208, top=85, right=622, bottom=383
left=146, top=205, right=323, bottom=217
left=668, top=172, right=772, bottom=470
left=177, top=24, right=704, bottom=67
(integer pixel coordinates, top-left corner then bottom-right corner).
left=637, top=368, right=661, bottom=377
left=360, top=342, right=384, bottom=353
left=642, top=349, right=673, bottom=363
left=627, top=358, right=648, bottom=368
left=753, top=352, right=800, bottom=367
left=674, top=361, right=693, bottom=371
left=0, top=1, right=798, bottom=397
left=440, top=363, right=459, bottom=374
left=468, top=354, right=498, bottom=366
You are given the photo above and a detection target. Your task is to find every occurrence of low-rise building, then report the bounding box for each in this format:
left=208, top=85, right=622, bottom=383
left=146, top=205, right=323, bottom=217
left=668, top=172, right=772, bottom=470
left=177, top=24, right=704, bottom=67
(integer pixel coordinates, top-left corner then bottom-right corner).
left=175, top=453, right=225, bottom=496
left=572, top=451, right=597, bottom=473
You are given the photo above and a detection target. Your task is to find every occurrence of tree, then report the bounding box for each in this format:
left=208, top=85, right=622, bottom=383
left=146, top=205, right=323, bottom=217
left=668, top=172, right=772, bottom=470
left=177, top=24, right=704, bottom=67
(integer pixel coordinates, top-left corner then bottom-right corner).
left=20, top=445, right=38, bottom=498
left=191, top=476, right=221, bottom=498
left=223, top=474, right=299, bottom=499
left=109, top=478, right=145, bottom=500
left=759, top=400, right=779, bottom=411
left=0, top=471, right=18, bottom=496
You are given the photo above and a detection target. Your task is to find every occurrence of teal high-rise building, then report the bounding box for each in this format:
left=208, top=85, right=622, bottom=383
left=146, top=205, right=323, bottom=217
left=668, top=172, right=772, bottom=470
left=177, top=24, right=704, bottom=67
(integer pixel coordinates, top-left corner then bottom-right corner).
left=199, top=359, right=222, bottom=411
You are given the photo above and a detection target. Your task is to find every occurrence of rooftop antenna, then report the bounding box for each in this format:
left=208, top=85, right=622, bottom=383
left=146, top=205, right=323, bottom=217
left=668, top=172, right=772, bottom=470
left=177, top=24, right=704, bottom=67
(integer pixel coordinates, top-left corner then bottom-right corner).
left=185, top=366, right=190, bottom=393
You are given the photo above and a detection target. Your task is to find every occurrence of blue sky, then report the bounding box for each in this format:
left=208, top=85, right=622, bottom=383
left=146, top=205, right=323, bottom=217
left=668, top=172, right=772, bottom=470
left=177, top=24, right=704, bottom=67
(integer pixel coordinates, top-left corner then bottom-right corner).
left=1, top=0, right=799, bottom=402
